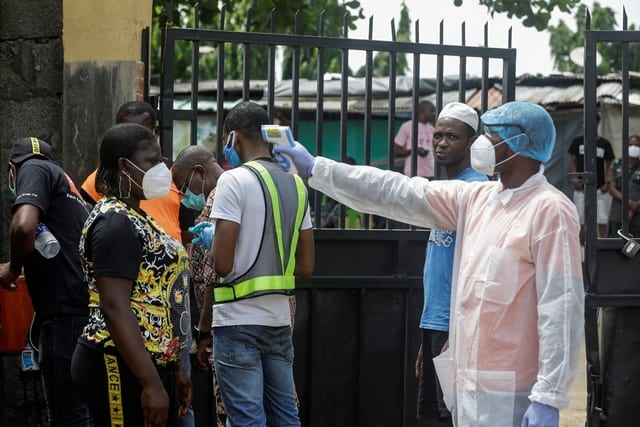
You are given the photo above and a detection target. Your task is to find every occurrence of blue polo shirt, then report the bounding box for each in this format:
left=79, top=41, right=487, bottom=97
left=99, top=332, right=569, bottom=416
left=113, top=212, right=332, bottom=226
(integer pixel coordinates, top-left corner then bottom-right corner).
left=420, top=167, right=488, bottom=331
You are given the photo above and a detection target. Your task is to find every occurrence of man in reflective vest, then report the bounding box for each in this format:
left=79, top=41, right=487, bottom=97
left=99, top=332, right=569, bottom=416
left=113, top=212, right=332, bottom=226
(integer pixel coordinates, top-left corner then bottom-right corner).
left=191, top=101, right=314, bottom=426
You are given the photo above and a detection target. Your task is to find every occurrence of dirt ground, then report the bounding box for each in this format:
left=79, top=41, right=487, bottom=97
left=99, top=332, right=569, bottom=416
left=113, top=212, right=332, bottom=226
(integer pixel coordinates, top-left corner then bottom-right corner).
left=560, top=346, right=587, bottom=427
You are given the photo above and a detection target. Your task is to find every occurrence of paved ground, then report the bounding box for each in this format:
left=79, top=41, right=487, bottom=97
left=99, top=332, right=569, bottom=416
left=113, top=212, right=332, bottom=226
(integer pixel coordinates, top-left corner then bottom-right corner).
left=560, top=346, right=587, bottom=427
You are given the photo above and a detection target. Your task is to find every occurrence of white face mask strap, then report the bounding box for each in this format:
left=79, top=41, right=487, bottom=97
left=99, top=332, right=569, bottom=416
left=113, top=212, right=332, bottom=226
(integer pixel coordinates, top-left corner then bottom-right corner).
left=492, top=133, right=525, bottom=166
left=495, top=151, right=520, bottom=168
left=122, top=159, right=145, bottom=190
left=226, top=131, right=236, bottom=148
left=124, top=158, right=144, bottom=173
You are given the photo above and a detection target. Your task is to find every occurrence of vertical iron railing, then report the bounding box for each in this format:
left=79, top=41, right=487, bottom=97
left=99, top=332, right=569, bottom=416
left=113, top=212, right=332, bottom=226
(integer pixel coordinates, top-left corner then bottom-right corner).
left=141, top=26, right=150, bottom=103
left=159, top=10, right=517, bottom=210
left=581, top=7, right=640, bottom=427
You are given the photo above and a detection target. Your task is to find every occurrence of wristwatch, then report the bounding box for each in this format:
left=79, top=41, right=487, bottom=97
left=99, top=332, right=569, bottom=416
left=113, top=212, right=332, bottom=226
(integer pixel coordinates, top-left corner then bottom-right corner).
left=193, top=326, right=211, bottom=342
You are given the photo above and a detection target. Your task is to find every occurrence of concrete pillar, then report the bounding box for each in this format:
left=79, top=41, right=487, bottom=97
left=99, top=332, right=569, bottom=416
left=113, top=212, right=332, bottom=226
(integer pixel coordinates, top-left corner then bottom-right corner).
left=62, top=0, right=152, bottom=183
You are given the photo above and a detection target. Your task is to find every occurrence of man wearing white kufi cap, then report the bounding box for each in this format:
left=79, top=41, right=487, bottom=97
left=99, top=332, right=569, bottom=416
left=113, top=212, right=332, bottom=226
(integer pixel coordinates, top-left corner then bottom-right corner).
left=267, top=101, right=585, bottom=427
left=415, top=102, right=487, bottom=427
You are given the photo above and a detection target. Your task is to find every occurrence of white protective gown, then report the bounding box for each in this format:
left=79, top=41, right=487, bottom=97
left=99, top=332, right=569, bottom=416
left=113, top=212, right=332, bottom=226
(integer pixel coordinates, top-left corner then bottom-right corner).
left=309, top=157, right=584, bottom=427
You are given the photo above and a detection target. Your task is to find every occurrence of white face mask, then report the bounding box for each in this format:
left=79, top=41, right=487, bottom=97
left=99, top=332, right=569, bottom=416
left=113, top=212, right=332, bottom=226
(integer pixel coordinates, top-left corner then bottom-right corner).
left=629, top=145, right=640, bottom=159
left=126, top=159, right=172, bottom=200
left=470, top=134, right=520, bottom=176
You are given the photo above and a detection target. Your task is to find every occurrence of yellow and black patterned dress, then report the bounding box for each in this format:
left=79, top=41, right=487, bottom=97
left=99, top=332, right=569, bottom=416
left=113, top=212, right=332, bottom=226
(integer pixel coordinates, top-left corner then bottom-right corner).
left=79, top=196, right=190, bottom=366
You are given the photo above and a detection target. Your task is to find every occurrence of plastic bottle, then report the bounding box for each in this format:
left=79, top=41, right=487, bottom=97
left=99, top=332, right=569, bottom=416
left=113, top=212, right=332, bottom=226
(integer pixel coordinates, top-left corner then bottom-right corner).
left=35, top=223, right=60, bottom=259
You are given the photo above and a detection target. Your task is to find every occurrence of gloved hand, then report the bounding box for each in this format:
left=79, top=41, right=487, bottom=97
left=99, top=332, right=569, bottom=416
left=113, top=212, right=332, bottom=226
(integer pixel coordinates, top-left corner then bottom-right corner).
left=272, top=141, right=316, bottom=178
left=521, top=402, right=559, bottom=427
left=188, top=221, right=215, bottom=250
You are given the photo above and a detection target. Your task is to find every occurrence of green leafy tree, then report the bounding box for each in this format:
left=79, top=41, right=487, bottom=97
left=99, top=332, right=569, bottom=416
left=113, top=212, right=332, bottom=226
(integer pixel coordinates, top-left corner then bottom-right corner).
left=454, top=0, right=580, bottom=31
left=548, top=2, right=640, bottom=74
left=151, top=0, right=364, bottom=82
left=354, top=0, right=411, bottom=77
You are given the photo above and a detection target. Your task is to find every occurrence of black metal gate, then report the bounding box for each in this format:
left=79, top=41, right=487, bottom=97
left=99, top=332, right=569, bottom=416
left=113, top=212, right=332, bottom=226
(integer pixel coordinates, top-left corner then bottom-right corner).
left=581, top=9, right=640, bottom=427
left=157, top=6, right=516, bottom=426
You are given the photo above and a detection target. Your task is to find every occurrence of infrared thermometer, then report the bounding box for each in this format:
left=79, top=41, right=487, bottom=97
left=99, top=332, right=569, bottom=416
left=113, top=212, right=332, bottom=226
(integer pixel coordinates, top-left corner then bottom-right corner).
left=261, top=125, right=298, bottom=175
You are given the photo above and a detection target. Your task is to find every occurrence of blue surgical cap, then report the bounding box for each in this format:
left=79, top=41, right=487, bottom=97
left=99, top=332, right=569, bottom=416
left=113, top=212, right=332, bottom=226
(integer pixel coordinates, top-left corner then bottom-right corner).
left=480, top=101, right=556, bottom=163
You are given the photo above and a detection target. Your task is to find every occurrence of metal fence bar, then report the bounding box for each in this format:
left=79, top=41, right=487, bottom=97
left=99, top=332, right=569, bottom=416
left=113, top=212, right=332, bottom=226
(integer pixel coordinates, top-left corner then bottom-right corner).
left=160, top=23, right=176, bottom=160
left=267, top=9, right=276, bottom=122
left=141, top=26, right=150, bottom=103
left=502, top=28, right=516, bottom=103
left=313, top=11, right=326, bottom=227
left=242, top=10, right=252, bottom=101
left=458, top=22, right=467, bottom=103
left=410, top=20, right=420, bottom=178
left=292, top=12, right=301, bottom=136
left=620, top=9, right=631, bottom=234
left=338, top=14, right=349, bottom=229
left=387, top=18, right=398, bottom=173
left=481, top=23, right=489, bottom=113
left=189, top=3, right=200, bottom=147
left=362, top=17, right=374, bottom=229
left=436, top=20, right=444, bottom=114
left=386, top=19, right=398, bottom=230
left=215, top=7, right=226, bottom=162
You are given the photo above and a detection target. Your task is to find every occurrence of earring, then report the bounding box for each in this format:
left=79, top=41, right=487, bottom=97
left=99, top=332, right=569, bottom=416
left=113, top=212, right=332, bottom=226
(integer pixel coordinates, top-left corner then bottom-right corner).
left=119, top=170, right=132, bottom=199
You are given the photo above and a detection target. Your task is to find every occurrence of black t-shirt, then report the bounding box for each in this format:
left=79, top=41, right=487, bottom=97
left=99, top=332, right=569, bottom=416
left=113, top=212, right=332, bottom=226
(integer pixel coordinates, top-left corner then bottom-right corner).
left=86, top=213, right=143, bottom=280
left=12, top=159, right=90, bottom=319
left=568, top=135, right=615, bottom=189
left=79, top=197, right=189, bottom=366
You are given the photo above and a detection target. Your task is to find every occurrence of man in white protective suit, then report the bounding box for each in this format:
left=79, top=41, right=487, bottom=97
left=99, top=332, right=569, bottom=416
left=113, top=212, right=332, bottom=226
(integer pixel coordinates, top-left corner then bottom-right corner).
left=272, top=101, right=584, bottom=427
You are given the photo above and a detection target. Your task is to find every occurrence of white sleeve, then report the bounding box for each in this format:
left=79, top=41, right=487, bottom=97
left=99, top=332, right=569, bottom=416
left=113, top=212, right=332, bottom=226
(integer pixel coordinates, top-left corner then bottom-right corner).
left=308, top=156, right=460, bottom=230
left=529, top=199, right=585, bottom=409
left=301, top=203, right=312, bottom=230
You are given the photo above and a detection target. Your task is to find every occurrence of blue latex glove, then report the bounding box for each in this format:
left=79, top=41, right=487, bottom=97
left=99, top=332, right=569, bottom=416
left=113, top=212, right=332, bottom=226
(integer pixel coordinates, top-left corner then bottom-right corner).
left=188, top=221, right=215, bottom=250
left=272, top=141, right=316, bottom=178
left=521, top=402, right=559, bottom=427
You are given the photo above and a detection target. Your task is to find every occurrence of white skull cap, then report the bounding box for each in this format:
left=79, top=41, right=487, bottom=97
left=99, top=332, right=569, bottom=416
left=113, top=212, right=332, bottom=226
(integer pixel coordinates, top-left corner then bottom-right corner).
left=438, top=102, right=479, bottom=132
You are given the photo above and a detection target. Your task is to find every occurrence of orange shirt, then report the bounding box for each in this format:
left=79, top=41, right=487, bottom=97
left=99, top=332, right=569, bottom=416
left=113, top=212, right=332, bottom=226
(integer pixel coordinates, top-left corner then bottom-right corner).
left=81, top=169, right=182, bottom=241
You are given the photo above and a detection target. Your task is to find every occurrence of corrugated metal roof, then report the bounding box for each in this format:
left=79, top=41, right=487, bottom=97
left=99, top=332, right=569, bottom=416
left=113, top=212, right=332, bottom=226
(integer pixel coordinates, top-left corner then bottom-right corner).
left=162, top=72, right=640, bottom=113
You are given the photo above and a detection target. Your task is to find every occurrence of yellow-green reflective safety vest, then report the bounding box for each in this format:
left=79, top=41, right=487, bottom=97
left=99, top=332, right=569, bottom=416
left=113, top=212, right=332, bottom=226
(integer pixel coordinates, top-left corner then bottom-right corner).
left=214, top=160, right=307, bottom=303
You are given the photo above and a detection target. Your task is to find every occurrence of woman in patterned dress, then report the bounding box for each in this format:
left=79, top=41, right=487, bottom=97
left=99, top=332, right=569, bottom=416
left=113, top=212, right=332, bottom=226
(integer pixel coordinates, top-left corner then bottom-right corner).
left=71, top=123, right=191, bottom=427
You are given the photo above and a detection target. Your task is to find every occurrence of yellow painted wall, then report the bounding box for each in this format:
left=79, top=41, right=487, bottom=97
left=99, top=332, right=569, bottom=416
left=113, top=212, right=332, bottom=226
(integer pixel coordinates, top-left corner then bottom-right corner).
left=63, top=0, right=152, bottom=62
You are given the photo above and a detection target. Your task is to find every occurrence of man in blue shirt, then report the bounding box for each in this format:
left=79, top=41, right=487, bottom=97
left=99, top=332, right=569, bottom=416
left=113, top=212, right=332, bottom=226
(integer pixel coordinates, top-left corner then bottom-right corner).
left=415, top=103, right=488, bottom=426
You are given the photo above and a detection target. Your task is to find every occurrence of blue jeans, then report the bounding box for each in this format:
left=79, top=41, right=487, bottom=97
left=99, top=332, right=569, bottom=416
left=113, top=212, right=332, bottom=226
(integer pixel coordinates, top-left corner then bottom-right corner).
left=39, top=316, right=92, bottom=426
left=213, top=325, right=299, bottom=427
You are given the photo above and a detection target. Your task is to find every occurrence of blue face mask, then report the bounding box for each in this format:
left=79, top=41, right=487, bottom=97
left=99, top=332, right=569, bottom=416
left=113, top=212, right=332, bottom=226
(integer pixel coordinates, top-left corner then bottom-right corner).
left=180, top=168, right=207, bottom=211
left=181, top=188, right=206, bottom=211
left=224, top=131, right=242, bottom=168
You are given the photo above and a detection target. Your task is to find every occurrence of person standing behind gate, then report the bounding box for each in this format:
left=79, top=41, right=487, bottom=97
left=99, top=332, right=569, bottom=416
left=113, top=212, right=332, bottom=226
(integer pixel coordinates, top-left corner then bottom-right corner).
left=607, top=134, right=640, bottom=237
left=568, top=113, right=614, bottom=238
left=414, top=103, right=487, bottom=427
left=190, top=101, right=315, bottom=426
left=71, top=123, right=191, bottom=427
left=273, top=101, right=584, bottom=427
left=0, top=137, right=92, bottom=426
left=394, top=100, right=437, bottom=178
